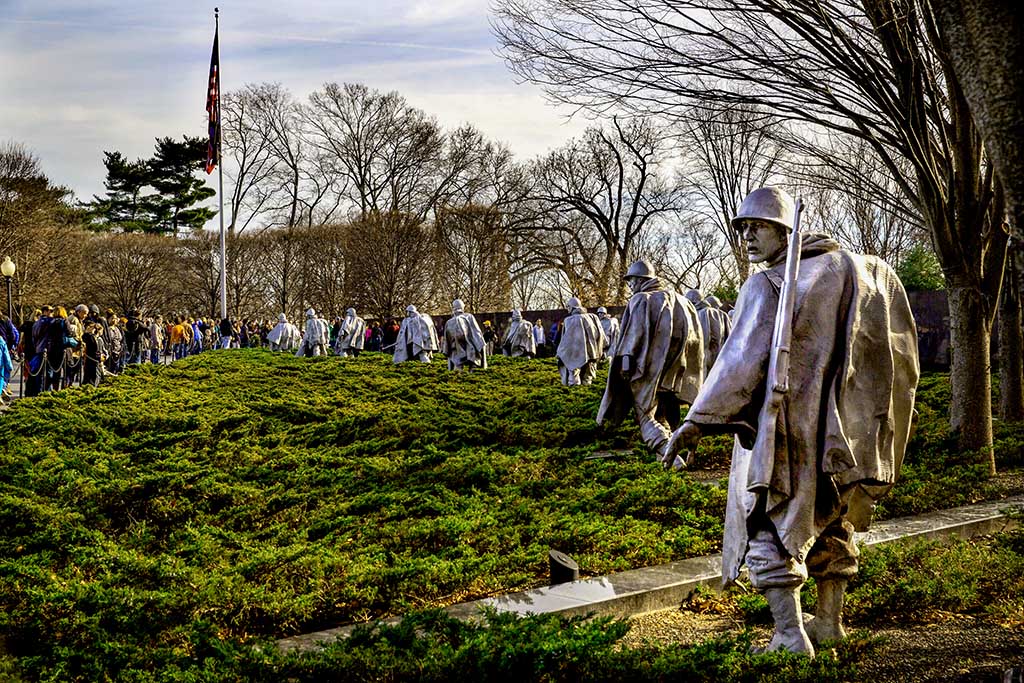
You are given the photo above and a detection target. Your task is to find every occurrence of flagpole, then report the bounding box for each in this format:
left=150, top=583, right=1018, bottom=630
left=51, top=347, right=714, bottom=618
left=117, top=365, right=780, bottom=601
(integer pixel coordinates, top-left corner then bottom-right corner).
left=216, top=7, right=227, bottom=322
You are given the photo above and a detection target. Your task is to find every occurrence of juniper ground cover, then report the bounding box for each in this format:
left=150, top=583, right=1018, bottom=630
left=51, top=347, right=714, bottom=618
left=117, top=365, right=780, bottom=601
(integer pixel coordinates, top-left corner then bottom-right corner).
left=0, top=351, right=1017, bottom=680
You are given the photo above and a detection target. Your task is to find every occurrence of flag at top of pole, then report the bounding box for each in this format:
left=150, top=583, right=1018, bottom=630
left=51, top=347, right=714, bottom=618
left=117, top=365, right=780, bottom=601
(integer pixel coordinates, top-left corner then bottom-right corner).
left=205, top=15, right=220, bottom=174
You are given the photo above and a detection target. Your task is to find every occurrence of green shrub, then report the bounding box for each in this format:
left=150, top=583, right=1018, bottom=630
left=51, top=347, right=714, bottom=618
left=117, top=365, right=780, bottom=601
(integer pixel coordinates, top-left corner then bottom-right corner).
left=0, top=352, right=1015, bottom=679
left=248, top=609, right=867, bottom=683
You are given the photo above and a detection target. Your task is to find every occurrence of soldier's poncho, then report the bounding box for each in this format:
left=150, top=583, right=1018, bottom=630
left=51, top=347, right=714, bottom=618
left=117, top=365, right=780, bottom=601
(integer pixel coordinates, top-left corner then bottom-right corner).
left=443, top=312, right=488, bottom=369
left=685, top=235, right=919, bottom=585
left=502, top=317, right=536, bottom=357
left=599, top=316, right=620, bottom=357
left=696, top=304, right=732, bottom=371
left=556, top=307, right=605, bottom=372
left=268, top=321, right=300, bottom=350
left=597, top=278, right=704, bottom=426
left=338, top=314, right=367, bottom=352
left=393, top=312, right=439, bottom=363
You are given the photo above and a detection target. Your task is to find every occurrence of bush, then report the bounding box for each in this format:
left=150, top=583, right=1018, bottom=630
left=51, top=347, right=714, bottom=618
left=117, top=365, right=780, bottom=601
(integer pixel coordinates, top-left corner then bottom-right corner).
left=0, top=351, right=728, bottom=679
left=0, top=352, right=1015, bottom=679
left=250, top=609, right=867, bottom=683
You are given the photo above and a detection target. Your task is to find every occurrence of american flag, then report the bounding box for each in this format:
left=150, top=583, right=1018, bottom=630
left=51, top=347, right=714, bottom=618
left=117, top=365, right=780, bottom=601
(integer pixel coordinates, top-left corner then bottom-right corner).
left=205, top=27, right=220, bottom=174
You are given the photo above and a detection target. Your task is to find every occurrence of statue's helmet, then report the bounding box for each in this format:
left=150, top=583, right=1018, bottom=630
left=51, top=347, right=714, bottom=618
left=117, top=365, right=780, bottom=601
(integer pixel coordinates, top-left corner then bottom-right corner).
left=624, top=259, right=656, bottom=280
left=684, top=289, right=703, bottom=305
left=345, top=307, right=356, bottom=317
left=731, top=186, right=796, bottom=232
left=278, top=313, right=287, bottom=323
left=452, top=299, right=465, bottom=313
left=305, top=308, right=316, bottom=317
left=596, top=306, right=608, bottom=315
left=511, top=308, right=522, bottom=320
left=565, top=296, right=582, bottom=312
left=705, top=295, right=723, bottom=309
left=406, top=304, right=418, bottom=315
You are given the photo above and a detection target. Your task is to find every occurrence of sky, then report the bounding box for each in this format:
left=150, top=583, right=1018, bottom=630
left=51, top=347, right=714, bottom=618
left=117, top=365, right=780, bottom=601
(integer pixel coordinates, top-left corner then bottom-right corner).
left=0, top=0, right=590, bottom=204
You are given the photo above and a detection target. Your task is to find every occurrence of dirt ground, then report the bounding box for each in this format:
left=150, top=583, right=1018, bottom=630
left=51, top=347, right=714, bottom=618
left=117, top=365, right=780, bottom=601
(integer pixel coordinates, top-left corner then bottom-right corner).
left=623, top=608, right=1024, bottom=682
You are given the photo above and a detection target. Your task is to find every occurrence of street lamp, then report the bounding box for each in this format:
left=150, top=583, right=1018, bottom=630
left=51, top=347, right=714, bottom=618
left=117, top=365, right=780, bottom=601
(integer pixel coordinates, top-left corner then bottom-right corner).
left=1, top=255, right=15, bottom=323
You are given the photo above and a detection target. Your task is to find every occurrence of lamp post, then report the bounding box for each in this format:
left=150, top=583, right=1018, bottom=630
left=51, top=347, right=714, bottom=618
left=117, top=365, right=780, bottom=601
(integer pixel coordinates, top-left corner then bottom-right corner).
left=0, top=255, right=14, bottom=323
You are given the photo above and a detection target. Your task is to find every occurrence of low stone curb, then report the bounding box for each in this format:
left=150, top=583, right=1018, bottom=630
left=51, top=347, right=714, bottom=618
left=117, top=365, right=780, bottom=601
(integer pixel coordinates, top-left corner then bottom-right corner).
left=276, top=495, right=1024, bottom=653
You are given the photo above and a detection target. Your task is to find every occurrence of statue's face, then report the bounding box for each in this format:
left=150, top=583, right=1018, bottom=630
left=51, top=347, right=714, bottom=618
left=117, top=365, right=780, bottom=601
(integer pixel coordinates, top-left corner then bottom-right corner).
left=626, top=277, right=642, bottom=295
left=738, top=219, right=788, bottom=264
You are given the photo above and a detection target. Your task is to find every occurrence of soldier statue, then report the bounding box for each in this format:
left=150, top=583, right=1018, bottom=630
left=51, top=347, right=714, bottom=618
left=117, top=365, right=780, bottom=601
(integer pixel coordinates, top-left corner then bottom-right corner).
left=597, top=260, right=704, bottom=462
left=393, top=305, right=439, bottom=363
left=501, top=309, right=536, bottom=358
left=556, top=297, right=605, bottom=385
left=442, top=299, right=488, bottom=370
left=596, top=306, right=620, bottom=360
left=686, top=289, right=733, bottom=372
left=665, top=187, right=919, bottom=657
left=335, top=308, right=367, bottom=358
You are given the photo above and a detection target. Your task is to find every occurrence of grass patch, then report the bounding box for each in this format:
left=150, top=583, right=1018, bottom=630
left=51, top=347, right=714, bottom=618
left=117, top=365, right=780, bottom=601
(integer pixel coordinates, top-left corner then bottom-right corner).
left=0, top=350, right=1019, bottom=679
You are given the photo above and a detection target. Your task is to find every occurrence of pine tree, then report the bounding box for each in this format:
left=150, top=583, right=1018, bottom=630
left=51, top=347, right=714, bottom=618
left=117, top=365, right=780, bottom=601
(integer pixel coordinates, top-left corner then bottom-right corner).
left=147, top=136, right=216, bottom=235
left=88, top=151, right=154, bottom=232
left=87, top=136, right=216, bottom=235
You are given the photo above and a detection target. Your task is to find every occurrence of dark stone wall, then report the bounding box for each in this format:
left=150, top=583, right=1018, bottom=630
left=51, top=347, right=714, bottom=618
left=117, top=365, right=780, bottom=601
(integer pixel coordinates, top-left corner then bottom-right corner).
left=907, top=290, right=951, bottom=370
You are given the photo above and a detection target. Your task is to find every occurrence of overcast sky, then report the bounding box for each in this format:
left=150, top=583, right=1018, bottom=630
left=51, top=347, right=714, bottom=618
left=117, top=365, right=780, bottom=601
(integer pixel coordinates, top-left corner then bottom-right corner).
left=0, top=0, right=589, bottom=203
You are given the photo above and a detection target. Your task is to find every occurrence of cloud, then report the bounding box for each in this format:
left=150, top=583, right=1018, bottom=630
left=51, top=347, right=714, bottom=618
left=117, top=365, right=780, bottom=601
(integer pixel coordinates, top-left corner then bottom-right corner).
left=0, top=0, right=587, bottom=204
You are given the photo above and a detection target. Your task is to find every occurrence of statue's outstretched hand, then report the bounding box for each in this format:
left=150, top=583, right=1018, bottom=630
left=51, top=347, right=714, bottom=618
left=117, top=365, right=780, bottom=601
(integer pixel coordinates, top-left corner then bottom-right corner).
left=661, top=421, right=702, bottom=471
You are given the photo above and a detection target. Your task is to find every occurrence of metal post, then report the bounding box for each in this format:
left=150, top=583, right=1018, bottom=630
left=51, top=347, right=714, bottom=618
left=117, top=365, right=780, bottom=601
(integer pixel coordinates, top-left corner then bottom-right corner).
left=215, top=8, right=228, bottom=322
left=4, top=275, right=11, bottom=322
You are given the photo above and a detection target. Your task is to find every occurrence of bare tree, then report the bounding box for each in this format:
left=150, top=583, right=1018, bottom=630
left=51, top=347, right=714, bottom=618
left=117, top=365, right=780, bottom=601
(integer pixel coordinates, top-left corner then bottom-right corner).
left=999, top=245, right=1024, bottom=420
left=525, top=117, right=683, bottom=304
left=253, top=85, right=345, bottom=230
left=177, top=233, right=220, bottom=318
left=0, top=142, right=85, bottom=319
left=435, top=204, right=512, bottom=311
left=221, top=84, right=282, bottom=234
left=494, top=0, right=1008, bottom=460
left=344, top=212, right=440, bottom=319
left=304, top=83, right=469, bottom=222
left=226, top=233, right=269, bottom=318
left=793, top=136, right=926, bottom=265
left=928, top=0, right=1024, bottom=239
left=646, top=215, right=725, bottom=294
left=928, top=0, right=1024, bottom=421
left=679, top=103, right=785, bottom=281
left=80, top=234, right=175, bottom=314
left=260, top=225, right=306, bottom=319
left=297, top=223, right=349, bottom=317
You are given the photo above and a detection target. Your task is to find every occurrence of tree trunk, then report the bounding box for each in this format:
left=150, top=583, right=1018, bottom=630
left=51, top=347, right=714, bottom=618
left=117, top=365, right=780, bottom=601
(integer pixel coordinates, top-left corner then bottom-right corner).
left=999, top=247, right=1024, bottom=420
left=948, top=285, right=996, bottom=473
left=930, top=0, right=1024, bottom=247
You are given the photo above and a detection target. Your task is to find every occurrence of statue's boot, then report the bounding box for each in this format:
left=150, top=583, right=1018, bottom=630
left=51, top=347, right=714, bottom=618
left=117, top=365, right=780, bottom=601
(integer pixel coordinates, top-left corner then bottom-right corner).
left=757, top=587, right=815, bottom=657
left=803, top=579, right=848, bottom=644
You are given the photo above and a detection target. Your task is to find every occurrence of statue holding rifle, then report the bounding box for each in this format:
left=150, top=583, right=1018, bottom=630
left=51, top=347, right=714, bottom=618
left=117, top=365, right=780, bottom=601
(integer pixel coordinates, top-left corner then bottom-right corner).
left=665, top=187, right=919, bottom=657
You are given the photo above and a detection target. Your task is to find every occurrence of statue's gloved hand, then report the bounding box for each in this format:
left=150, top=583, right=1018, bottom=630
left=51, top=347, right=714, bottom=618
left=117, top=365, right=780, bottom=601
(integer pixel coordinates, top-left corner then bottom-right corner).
left=661, top=421, right=702, bottom=471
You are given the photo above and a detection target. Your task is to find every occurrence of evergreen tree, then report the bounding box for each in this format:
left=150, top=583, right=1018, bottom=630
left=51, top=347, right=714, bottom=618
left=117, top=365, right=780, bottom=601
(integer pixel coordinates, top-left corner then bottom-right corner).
left=87, top=151, right=153, bottom=232
left=897, top=245, right=946, bottom=291
left=147, top=136, right=216, bottom=235
left=87, top=136, right=216, bottom=235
